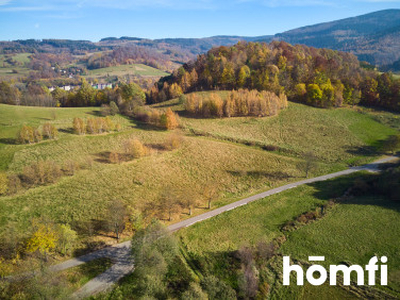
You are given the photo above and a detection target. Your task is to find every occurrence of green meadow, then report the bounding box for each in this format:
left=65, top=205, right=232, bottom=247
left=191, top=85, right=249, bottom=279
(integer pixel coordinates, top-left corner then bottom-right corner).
left=177, top=173, right=400, bottom=299
left=0, top=93, right=398, bottom=259
left=83, top=64, right=169, bottom=78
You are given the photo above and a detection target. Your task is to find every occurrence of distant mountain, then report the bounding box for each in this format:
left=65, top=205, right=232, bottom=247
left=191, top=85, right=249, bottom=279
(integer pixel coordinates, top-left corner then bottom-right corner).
left=98, top=35, right=271, bottom=56
left=267, top=9, right=400, bottom=68
left=99, top=10, right=400, bottom=68
left=2, top=9, right=400, bottom=70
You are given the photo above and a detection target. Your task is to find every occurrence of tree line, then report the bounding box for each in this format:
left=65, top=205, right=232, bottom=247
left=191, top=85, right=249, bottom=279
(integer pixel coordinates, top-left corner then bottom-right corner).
left=148, top=41, right=400, bottom=111
left=184, top=89, right=288, bottom=118
left=0, top=79, right=146, bottom=110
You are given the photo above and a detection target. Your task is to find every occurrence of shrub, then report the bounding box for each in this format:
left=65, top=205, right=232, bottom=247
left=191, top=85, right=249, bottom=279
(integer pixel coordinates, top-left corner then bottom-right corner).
left=62, top=160, right=80, bottom=176
left=164, top=133, right=183, bottom=150
left=124, top=139, right=147, bottom=159
left=22, top=160, right=62, bottom=186
left=109, top=152, right=120, bottom=164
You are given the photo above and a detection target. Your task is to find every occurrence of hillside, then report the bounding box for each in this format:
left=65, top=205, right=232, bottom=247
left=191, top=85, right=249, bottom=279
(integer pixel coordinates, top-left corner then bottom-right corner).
left=270, top=9, right=400, bottom=67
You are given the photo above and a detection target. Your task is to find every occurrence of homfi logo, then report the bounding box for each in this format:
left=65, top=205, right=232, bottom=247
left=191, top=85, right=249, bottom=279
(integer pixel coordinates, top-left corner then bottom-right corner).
left=283, top=256, right=388, bottom=286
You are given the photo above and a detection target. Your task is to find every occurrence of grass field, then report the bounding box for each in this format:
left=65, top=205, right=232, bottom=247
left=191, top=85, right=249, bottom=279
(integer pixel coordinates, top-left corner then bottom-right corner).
left=176, top=173, right=400, bottom=299
left=0, top=94, right=398, bottom=264
left=155, top=93, right=398, bottom=166
left=0, top=53, right=32, bottom=79
left=83, top=64, right=169, bottom=78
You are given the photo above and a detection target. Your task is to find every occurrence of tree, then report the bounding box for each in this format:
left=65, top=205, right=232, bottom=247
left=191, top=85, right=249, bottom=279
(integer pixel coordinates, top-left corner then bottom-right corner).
left=160, top=108, right=179, bottom=130
left=86, top=118, right=98, bottom=134
left=131, top=221, right=179, bottom=298
left=26, top=223, right=58, bottom=256
left=107, top=199, right=127, bottom=241
left=307, top=84, right=323, bottom=107
left=17, top=125, right=35, bottom=144
left=237, top=65, right=251, bottom=88
left=33, top=127, right=43, bottom=143
left=179, top=190, right=199, bottom=216
left=158, top=189, right=180, bottom=221
left=75, top=78, right=96, bottom=106
left=297, top=151, right=318, bottom=178
left=42, top=122, right=58, bottom=140
left=109, top=101, right=119, bottom=115
left=203, top=185, right=219, bottom=209
left=73, top=117, right=85, bottom=135
left=57, top=224, right=78, bottom=255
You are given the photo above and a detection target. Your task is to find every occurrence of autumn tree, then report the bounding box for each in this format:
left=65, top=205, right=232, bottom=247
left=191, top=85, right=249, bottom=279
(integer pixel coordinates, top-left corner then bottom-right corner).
left=158, top=189, right=180, bottom=221
left=307, top=84, right=323, bottom=107
left=26, top=223, right=58, bottom=257
left=160, top=108, right=179, bottom=130
left=17, top=125, right=35, bottom=144
left=178, top=188, right=200, bottom=216
left=73, top=117, right=85, bottom=135
left=203, top=185, right=219, bottom=209
left=42, top=122, right=58, bottom=140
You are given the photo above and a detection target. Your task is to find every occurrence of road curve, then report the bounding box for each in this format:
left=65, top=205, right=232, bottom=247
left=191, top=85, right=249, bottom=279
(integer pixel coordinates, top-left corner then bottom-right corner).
left=66, top=156, right=396, bottom=298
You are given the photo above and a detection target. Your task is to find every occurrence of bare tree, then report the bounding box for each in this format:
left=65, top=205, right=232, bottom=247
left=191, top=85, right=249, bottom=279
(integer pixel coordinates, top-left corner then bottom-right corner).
left=203, top=185, right=220, bottom=209
left=158, top=189, right=180, bottom=221
left=107, top=199, right=127, bottom=241
left=297, top=151, right=318, bottom=178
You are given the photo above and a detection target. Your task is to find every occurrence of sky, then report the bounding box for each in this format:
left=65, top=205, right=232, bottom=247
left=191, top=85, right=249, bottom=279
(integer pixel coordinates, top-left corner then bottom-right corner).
left=1, top=0, right=400, bottom=41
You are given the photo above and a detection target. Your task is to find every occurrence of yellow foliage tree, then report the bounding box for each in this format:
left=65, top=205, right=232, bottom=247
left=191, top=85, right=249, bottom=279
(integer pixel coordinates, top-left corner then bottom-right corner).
left=26, top=224, right=58, bottom=255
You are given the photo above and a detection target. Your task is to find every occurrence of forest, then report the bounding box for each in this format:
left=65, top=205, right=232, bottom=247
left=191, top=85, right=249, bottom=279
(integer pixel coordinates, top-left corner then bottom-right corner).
left=149, top=41, right=400, bottom=112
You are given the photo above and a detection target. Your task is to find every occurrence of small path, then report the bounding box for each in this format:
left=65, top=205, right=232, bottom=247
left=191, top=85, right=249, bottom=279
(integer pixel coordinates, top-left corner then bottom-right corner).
left=62, top=156, right=397, bottom=298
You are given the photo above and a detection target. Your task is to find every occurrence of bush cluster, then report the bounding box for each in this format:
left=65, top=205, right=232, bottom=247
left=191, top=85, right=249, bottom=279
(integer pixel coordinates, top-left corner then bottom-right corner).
left=17, top=123, right=58, bottom=144
left=73, top=116, right=121, bottom=135
left=135, top=107, right=180, bottom=130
